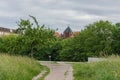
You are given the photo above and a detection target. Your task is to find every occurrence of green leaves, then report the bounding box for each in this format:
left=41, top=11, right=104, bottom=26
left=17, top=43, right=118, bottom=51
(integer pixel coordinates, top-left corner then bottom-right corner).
left=111, top=23, right=120, bottom=54
left=0, top=18, right=119, bottom=61
left=0, top=16, right=56, bottom=60
left=16, top=16, right=56, bottom=59
left=59, top=20, right=120, bottom=61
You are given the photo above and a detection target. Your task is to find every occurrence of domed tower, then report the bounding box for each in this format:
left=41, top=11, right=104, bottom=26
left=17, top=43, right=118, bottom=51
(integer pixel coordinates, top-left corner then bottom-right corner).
left=63, top=26, right=73, bottom=38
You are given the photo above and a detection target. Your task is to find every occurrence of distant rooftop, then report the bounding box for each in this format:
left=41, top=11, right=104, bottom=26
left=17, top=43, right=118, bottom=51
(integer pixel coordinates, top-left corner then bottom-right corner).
left=54, top=32, right=60, bottom=37
left=64, top=26, right=72, bottom=33
left=0, top=27, right=16, bottom=33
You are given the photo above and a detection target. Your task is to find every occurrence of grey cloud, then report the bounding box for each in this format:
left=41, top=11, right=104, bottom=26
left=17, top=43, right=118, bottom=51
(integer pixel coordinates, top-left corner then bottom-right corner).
left=0, top=0, right=120, bottom=32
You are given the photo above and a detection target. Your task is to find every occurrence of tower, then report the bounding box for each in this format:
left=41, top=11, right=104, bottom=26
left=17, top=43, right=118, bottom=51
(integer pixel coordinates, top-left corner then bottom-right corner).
left=63, top=26, right=73, bottom=38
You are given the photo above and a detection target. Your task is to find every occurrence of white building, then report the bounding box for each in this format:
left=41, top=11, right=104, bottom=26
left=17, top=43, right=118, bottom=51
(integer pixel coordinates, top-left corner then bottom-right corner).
left=0, top=27, right=16, bottom=36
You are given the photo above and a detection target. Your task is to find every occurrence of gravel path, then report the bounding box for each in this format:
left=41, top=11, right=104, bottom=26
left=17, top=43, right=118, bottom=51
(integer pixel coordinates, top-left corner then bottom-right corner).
left=40, top=61, right=73, bottom=80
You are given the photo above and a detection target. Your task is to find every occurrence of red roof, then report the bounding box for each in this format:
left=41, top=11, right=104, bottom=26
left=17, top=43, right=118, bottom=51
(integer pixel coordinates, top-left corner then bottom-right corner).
left=54, top=32, right=60, bottom=37
left=73, top=31, right=80, bottom=35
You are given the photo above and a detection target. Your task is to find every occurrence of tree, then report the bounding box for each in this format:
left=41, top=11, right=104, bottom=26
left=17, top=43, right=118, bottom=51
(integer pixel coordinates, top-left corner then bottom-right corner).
left=59, top=37, right=88, bottom=62
left=112, top=23, right=120, bottom=54
left=78, top=20, right=114, bottom=56
left=15, top=15, right=56, bottom=60
left=81, top=20, right=114, bottom=55
left=59, top=20, right=116, bottom=62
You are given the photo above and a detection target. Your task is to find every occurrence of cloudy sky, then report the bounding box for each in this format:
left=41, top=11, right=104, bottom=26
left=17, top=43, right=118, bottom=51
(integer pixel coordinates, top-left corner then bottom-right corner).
left=0, top=0, right=120, bottom=32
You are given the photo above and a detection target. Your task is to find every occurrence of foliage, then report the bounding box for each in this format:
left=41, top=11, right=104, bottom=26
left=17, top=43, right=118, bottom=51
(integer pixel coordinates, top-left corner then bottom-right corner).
left=59, top=20, right=120, bottom=61
left=16, top=15, right=56, bottom=59
left=59, top=38, right=88, bottom=61
left=111, top=23, right=120, bottom=54
left=0, top=35, right=17, bottom=54
left=0, top=16, right=57, bottom=60
left=78, top=20, right=114, bottom=55
left=0, top=19, right=120, bottom=61
left=49, top=38, right=62, bottom=61
left=0, top=54, right=43, bottom=80
left=83, top=20, right=120, bottom=55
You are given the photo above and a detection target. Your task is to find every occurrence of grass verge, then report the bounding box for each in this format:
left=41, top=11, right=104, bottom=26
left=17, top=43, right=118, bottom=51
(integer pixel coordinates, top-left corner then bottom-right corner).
left=73, top=58, right=120, bottom=80
left=0, top=54, right=43, bottom=80
left=38, top=65, right=50, bottom=80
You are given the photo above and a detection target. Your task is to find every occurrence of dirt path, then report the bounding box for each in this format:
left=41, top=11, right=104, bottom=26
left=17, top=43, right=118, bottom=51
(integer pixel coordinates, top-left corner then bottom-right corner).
left=40, top=61, right=73, bottom=80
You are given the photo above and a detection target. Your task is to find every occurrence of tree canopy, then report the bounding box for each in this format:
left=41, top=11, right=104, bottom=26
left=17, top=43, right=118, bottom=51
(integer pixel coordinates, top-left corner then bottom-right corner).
left=0, top=19, right=120, bottom=61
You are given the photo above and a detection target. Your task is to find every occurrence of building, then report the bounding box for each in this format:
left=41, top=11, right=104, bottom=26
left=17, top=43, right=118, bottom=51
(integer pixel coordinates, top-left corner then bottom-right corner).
left=0, top=27, right=16, bottom=36
left=1, top=26, right=79, bottom=38
left=54, top=32, right=60, bottom=37
left=62, top=26, right=73, bottom=38
left=54, top=26, right=80, bottom=39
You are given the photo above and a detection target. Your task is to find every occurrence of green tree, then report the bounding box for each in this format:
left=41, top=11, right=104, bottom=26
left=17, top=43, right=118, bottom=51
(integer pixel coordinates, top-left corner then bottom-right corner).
left=16, top=15, right=56, bottom=59
left=78, top=20, right=114, bottom=56
left=59, top=20, right=115, bottom=61
left=112, top=23, right=120, bottom=54
left=59, top=37, right=88, bottom=62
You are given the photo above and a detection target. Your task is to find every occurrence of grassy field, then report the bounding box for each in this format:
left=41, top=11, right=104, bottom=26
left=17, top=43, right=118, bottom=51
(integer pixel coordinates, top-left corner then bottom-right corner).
left=73, top=57, right=120, bottom=80
left=0, top=54, right=43, bottom=80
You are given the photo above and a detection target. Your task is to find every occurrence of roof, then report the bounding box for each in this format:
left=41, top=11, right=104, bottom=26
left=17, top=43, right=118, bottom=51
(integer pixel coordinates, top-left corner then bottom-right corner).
left=64, top=26, right=72, bottom=33
left=54, top=32, right=60, bottom=37
left=0, top=27, right=16, bottom=33
left=0, top=27, right=10, bottom=32
left=73, top=31, right=80, bottom=35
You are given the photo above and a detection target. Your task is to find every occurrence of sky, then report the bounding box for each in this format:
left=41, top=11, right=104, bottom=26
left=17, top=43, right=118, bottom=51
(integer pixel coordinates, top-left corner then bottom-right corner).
left=0, top=0, right=120, bottom=33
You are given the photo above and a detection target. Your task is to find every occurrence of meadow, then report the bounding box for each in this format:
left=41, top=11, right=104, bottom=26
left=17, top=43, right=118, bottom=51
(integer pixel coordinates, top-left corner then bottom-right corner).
left=0, top=54, right=43, bottom=80
left=73, top=56, right=120, bottom=80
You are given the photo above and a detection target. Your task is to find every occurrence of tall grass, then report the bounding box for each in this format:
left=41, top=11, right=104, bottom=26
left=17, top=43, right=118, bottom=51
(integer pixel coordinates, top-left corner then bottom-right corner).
left=0, top=54, right=43, bottom=80
left=73, top=56, right=120, bottom=80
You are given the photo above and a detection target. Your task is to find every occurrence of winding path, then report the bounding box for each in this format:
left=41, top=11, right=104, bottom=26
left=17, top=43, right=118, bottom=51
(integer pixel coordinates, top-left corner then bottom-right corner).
left=40, top=61, right=73, bottom=80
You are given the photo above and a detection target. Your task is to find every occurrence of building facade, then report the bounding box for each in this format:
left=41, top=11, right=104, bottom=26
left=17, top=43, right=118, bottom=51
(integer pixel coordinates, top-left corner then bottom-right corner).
left=54, top=26, right=80, bottom=39
left=0, top=27, right=16, bottom=36
left=63, top=26, right=73, bottom=38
